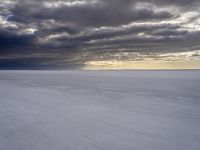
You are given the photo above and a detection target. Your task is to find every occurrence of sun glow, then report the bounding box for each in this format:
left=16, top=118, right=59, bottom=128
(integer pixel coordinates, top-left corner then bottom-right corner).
left=84, top=60, right=200, bottom=70
left=83, top=50, right=200, bottom=70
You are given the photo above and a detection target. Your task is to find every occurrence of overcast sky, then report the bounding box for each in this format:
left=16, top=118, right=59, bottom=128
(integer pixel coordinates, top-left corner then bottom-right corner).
left=0, top=0, right=200, bottom=69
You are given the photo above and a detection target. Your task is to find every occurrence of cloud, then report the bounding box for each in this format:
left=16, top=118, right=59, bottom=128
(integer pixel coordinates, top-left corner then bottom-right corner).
left=0, top=0, right=200, bottom=69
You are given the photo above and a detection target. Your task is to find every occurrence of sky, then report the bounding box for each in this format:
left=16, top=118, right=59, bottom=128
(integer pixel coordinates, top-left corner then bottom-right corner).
left=0, top=0, right=200, bottom=69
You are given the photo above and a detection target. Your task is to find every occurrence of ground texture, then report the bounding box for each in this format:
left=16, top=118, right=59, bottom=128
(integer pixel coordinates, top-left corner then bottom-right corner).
left=0, top=71, right=200, bottom=150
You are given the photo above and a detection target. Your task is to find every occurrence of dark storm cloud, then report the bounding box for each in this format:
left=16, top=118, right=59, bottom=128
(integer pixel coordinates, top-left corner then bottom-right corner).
left=0, top=0, right=200, bottom=69
left=0, top=57, right=84, bottom=69
left=11, top=0, right=174, bottom=27
left=0, top=30, right=36, bottom=52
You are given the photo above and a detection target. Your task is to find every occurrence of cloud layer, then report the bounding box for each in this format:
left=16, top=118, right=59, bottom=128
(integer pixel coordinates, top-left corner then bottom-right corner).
left=0, top=0, right=200, bottom=69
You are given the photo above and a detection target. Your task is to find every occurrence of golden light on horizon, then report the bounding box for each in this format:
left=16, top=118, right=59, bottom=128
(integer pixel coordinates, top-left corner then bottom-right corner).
left=83, top=50, right=200, bottom=70
left=83, top=60, right=200, bottom=70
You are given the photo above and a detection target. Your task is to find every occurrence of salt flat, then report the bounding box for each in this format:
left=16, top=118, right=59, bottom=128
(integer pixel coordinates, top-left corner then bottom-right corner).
left=0, top=71, right=200, bottom=150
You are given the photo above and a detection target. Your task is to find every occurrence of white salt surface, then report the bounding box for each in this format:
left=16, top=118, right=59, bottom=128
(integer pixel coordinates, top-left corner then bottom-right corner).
left=0, top=71, right=200, bottom=150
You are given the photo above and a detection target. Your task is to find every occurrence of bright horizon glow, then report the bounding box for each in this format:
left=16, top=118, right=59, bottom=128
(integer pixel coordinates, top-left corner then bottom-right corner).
left=83, top=50, right=200, bottom=70
left=84, top=60, right=200, bottom=70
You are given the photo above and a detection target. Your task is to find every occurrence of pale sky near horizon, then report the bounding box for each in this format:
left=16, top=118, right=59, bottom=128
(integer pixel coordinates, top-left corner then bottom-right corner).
left=0, top=0, right=200, bottom=69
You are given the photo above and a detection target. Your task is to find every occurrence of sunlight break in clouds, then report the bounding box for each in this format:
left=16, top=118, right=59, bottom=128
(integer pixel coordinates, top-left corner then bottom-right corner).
left=84, top=50, right=200, bottom=70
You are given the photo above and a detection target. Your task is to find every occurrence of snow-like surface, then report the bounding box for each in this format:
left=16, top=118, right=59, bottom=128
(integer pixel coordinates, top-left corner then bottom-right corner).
left=0, top=71, right=200, bottom=150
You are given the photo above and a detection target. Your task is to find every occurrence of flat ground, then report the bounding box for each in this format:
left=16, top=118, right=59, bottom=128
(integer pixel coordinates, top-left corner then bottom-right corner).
left=0, top=71, right=200, bottom=150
